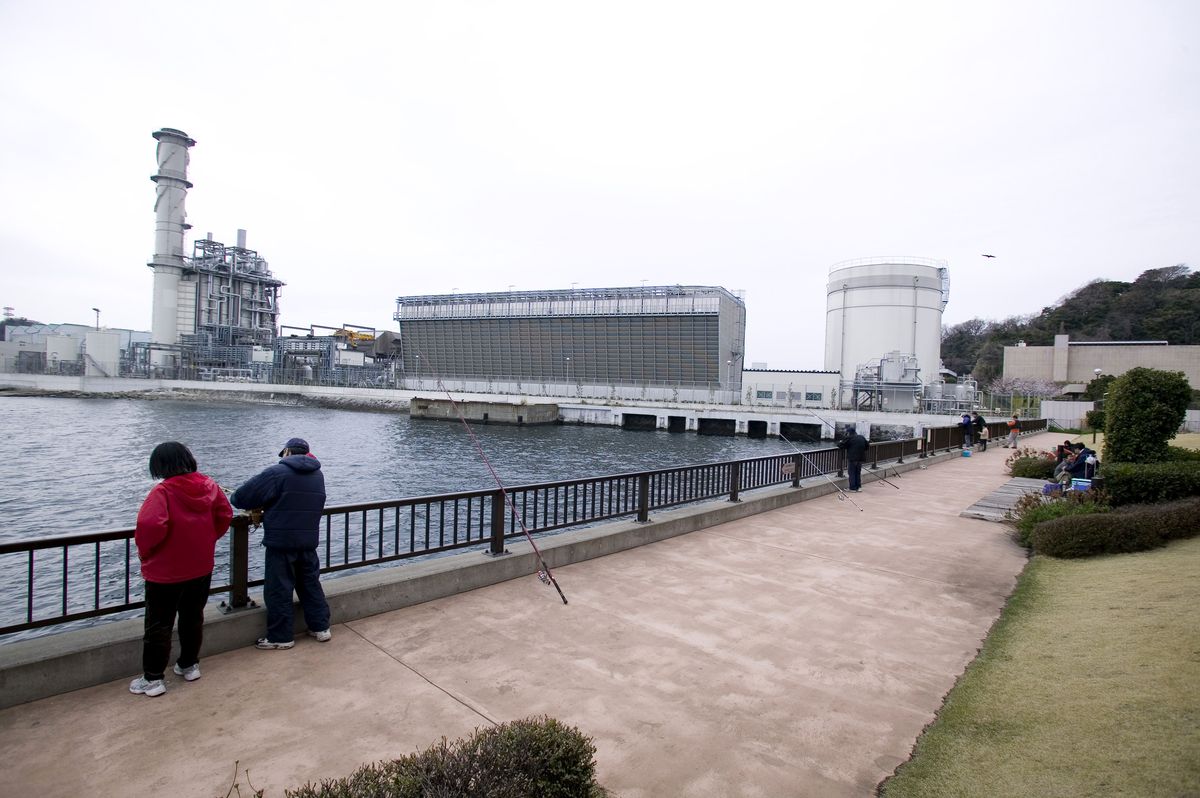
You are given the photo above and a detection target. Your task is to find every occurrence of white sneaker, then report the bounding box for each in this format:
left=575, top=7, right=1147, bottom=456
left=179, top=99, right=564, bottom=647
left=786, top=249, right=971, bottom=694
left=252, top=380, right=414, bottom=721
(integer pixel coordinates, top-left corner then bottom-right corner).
left=307, top=628, right=332, bottom=643
left=173, top=662, right=201, bottom=681
left=129, top=676, right=166, bottom=697
left=256, top=638, right=295, bottom=650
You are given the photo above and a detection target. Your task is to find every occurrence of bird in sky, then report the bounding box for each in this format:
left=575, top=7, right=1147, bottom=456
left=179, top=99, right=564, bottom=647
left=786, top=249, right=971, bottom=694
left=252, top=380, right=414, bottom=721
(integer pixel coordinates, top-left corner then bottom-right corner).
left=981, top=254, right=996, bottom=258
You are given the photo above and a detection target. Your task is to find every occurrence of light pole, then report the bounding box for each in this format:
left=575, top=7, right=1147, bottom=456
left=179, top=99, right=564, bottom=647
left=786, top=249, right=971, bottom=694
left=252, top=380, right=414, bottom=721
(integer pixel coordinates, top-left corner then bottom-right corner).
left=565, top=356, right=572, bottom=393
left=1092, top=368, right=1102, bottom=443
left=91, top=307, right=100, bottom=330
left=414, top=354, right=421, bottom=389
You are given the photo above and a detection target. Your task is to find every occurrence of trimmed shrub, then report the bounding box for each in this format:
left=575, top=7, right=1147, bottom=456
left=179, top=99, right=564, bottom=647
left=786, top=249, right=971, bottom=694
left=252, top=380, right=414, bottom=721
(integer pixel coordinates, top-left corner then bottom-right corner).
left=1098, top=461, right=1200, bottom=506
left=1166, top=445, right=1200, bottom=462
left=1084, top=408, right=1105, bottom=432
left=1103, top=367, right=1191, bottom=463
left=1007, top=489, right=1110, bottom=548
left=286, top=716, right=604, bottom=798
left=1006, top=447, right=1057, bottom=479
left=1030, top=497, right=1200, bottom=558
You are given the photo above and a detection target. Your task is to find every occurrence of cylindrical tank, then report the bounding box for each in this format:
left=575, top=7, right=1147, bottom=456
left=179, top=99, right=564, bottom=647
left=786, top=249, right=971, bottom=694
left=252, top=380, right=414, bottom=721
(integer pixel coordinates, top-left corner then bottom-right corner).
left=825, top=257, right=949, bottom=389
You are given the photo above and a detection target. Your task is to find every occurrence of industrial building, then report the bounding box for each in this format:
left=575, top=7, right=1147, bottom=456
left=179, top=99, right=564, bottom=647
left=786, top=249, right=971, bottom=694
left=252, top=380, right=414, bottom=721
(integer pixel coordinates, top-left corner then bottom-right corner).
left=394, top=286, right=747, bottom=400
left=824, top=257, right=975, bottom=412
left=144, top=128, right=285, bottom=376
left=1004, top=334, right=1200, bottom=390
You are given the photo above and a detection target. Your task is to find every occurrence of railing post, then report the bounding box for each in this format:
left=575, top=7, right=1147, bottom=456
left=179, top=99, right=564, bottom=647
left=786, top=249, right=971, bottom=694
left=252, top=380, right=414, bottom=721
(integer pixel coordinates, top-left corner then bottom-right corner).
left=489, top=490, right=507, bottom=555
left=791, top=453, right=801, bottom=488
left=729, top=461, right=741, bottom=503
left=837, top=448, right=845, bottom=478
left=636, top=474, right=651, bottom=523
left=219, top=515, right=254, bottom=613
left=870, top=443, right=879, bottom=470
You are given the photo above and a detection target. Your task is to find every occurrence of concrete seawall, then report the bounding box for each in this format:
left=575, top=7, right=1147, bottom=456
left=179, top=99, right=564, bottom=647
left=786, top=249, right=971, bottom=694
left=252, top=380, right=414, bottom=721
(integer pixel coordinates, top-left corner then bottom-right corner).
left=0, top=451, right=955, bottom=709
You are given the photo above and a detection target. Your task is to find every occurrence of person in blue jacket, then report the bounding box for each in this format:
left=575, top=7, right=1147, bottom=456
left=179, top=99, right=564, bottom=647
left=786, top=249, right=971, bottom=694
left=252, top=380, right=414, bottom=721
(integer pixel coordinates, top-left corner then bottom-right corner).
left=231, top=437, right=332, bottom=649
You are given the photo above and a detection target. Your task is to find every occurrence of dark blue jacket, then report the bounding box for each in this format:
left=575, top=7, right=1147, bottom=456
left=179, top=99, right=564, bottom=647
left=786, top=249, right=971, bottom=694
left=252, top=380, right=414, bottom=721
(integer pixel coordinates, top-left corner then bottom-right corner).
left=1065, top=447, right=1098, bottom=479
left=231, top=455, right=326, bottom=550
left=839, top=433, right=869, bottom=463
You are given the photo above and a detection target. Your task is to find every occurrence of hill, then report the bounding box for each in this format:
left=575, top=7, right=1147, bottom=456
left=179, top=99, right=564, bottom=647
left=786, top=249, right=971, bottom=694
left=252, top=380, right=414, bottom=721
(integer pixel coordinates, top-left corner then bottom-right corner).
left=941, top=265, right=1199, bottom=384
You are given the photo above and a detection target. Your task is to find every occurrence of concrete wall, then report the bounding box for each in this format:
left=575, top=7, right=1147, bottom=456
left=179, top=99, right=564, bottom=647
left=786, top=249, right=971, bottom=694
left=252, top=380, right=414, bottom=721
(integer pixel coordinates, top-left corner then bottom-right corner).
left=1004, top=337, right=1200, bottom=387
left=0, top=449, right=958, bottom=709
left=411, top=399, right=559, bottom=425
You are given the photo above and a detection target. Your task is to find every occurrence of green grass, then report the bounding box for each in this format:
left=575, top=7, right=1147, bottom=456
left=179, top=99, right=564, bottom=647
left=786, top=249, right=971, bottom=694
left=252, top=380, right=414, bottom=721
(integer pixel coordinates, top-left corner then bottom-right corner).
left=879, top=537, right=1200, bottom=798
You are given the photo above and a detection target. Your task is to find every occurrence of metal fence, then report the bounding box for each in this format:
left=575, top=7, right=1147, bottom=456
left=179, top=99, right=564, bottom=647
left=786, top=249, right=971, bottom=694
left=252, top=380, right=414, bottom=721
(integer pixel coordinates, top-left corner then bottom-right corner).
left=0, top=422, right=1043, bottom=638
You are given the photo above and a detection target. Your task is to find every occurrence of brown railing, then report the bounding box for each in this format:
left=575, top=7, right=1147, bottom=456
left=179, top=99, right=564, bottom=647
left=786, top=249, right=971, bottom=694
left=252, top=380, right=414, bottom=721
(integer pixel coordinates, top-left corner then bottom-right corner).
left=0, top=423, right=1041, bottom=637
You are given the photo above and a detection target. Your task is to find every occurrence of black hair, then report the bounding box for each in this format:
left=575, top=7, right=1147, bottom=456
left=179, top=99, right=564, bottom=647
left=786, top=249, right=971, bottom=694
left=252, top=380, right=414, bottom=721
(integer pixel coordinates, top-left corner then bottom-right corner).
left=148, top=441, right=198, bottom=479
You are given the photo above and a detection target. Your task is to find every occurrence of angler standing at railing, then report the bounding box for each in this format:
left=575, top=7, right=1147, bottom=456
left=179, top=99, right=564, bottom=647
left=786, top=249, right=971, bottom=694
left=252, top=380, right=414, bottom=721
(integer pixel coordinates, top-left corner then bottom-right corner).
left=130, top=442, right=233, bottom=698
left=837, top=425, right=869, bottom=493
left=231, top=437, right=332, bottom=651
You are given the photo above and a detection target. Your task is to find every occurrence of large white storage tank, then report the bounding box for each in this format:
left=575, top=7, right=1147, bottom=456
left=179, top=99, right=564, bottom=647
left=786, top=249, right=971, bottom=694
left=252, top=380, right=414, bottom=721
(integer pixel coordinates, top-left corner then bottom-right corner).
left=824, top=257, right=949, bottom=388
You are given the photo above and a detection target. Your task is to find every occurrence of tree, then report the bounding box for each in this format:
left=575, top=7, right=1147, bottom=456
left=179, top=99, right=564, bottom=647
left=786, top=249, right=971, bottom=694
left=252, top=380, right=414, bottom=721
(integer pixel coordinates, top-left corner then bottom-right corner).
left=1082, top=374, right=1117, bottom=401
left=1103, top=368, right=1192, bottom=463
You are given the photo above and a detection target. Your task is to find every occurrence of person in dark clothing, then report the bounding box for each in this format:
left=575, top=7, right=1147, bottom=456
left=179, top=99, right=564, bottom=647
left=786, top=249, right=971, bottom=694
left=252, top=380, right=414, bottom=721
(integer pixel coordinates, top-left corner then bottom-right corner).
left=837, top=425, right=869, bottom=492
left=971, top=413, right=986, bottom=450
left=231, top=437, right=332, bottom=649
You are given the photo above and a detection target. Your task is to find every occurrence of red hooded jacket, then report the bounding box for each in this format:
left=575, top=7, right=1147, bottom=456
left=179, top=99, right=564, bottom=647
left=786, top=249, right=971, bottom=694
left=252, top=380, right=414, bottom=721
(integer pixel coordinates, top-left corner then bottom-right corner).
left=135, top=472, right=234, bottom=584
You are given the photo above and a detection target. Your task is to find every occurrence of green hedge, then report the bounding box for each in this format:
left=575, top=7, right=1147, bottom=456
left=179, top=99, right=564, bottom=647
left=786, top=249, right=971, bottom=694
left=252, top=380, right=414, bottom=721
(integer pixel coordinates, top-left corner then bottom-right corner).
left=1007, top=449, right=1057, bottom=479
left=1098, top=461, right=1200, bottom=506
left=1007, top=489, right=1110, bottom=548
left=286, top=716, right=605, bottom=798
left=1166, top=445, right=1200, bottom=462
left=1030, top=497, right=1200, bottom=558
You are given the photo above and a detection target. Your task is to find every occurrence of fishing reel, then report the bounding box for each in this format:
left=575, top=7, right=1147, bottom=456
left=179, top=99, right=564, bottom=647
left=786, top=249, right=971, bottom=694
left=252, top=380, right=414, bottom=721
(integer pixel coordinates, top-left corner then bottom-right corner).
left=537, top=570, right=551, bottom=585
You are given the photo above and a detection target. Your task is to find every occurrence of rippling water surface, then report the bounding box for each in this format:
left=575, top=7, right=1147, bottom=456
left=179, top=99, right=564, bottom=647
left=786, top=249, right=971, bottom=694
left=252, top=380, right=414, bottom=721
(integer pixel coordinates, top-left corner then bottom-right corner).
left=2, top=396, right=807, bottom=542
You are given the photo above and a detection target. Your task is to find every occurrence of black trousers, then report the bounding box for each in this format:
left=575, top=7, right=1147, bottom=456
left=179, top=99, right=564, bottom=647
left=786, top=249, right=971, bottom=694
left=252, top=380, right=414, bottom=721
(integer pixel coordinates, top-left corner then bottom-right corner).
left=142, top=573, right=212, bottom=680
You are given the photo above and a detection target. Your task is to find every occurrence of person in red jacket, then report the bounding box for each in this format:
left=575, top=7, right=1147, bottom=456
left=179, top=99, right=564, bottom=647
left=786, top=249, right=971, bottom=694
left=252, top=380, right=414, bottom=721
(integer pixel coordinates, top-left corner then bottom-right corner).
left=130, top=442, right=233, bottom=697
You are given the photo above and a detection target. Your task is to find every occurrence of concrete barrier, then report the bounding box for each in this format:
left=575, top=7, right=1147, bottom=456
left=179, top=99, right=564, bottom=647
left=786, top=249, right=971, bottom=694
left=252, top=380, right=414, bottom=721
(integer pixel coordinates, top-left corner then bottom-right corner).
left=0, top=452, right=954, bottom=708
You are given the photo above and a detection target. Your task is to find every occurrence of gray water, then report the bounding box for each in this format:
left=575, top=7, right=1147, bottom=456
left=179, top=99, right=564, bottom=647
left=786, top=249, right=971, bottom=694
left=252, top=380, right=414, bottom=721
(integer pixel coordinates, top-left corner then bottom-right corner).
left=1, top=396, right=807, bottom=542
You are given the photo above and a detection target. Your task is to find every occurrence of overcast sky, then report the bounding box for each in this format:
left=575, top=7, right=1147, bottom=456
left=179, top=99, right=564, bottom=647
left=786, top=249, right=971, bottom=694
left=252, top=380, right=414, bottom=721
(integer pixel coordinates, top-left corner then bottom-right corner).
left=2, top=1, right=1196, bottom=369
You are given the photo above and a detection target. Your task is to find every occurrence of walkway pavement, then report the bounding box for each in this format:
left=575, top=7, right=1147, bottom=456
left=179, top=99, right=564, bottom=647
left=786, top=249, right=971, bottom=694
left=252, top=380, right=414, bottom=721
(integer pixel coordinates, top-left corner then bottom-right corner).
left=0, top=435, right=1052, bottom=798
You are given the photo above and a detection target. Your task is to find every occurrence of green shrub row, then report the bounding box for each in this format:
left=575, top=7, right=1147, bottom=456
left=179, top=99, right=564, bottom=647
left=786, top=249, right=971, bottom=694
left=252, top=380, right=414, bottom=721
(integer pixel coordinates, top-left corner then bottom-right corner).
left=1098, top=461, right=1200, bottom=506
left=1006, top=448, right=1058, bottom=480
left=286, top=716, right=604, bottom=798
left=1030, top=497, right=1200, bottom=558
left=1007, top=489, right=1110, bottom=548
left=1166, top=445, right=1200, bottom=462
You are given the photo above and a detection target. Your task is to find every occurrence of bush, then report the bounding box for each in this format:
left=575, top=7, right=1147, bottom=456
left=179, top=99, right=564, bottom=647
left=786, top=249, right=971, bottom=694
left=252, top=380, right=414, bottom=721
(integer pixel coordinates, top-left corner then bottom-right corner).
left=1097, top=461, right=1200, bottom=506
left=1006, top=447, right=1057, bottom=479
left=1007, top=489, right=1110, bottom=548
left=1084, top=408, right=1105, bottom=432
left=1103, top=368, right=1191, bottom=463
left=286, top=716, right=605, bottom=798
left=1166, top=445, right=1200, bottom=462
left=1030, top=497, right=1200, bottom=558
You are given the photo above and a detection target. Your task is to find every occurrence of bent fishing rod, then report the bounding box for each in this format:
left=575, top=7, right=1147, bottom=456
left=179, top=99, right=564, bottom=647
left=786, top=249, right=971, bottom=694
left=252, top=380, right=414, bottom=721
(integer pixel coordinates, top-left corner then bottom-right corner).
left=410, top=352, right=568, bottom=605
left=776, top=433, right=863, bottom=512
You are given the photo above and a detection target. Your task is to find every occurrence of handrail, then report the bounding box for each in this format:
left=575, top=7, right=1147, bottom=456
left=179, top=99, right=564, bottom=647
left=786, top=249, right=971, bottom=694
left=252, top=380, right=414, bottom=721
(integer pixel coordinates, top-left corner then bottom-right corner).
left=0, top=422, right=1045, bottom=638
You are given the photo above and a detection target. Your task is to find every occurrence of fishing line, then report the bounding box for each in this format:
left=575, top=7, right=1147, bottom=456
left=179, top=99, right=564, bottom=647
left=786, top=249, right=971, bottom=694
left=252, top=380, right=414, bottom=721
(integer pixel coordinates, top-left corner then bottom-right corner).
left=776, top=433, right=864, bottom=512
left=803, top=409, right=903, bottom=491
left=410, top=350, right=568, bottom=605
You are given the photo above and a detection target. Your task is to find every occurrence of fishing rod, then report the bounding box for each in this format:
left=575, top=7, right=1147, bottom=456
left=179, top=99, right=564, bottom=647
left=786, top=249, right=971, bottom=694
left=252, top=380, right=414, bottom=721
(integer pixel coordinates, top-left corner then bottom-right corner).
left=803, top=408, right=902, bottom=491
left=776, top=433, right=864, bottom=512
left=409, top=351, right=569, bottom=605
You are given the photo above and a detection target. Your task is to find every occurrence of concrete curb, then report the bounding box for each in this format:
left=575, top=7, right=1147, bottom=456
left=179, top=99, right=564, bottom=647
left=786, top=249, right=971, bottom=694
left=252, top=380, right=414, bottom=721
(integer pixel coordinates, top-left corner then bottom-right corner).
left=0, top=451, right=957, bottom=708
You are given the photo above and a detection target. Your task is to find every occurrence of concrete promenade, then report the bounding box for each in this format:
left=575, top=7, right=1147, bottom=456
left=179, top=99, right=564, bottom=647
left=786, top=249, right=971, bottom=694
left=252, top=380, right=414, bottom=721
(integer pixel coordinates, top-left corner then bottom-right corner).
left=0, top=435, right=1049, bottom=797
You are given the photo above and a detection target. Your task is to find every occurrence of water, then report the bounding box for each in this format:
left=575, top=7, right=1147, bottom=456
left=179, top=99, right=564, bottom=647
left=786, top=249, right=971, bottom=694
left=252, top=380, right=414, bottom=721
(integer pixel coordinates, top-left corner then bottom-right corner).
left=1, top=396, right=806, bottom=542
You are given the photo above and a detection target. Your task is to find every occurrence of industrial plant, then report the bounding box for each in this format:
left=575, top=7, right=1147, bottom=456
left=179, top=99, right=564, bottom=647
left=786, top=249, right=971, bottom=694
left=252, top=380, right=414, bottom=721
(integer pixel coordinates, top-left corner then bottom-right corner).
left=1, top=126, right=1002, bottom=416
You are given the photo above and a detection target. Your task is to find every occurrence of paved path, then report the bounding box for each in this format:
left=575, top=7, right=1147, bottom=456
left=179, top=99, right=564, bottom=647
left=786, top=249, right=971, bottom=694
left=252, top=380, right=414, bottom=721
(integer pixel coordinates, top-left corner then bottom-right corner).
left=0, top=434, right=1055, bottom=798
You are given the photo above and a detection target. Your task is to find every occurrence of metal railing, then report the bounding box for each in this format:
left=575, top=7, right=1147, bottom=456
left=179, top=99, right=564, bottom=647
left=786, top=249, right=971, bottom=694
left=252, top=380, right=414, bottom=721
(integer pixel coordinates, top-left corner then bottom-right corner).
left=0, top=425, right=1033, bottom=637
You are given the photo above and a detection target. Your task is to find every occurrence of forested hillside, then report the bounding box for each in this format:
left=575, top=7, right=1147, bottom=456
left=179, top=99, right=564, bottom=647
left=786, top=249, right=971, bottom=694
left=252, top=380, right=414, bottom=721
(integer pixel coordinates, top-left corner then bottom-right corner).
left=941, top=265, right=1199, bottom=384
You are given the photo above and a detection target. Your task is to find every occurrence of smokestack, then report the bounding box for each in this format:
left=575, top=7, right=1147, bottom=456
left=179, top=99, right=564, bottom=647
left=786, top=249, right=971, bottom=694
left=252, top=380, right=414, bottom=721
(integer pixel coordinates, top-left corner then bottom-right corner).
left=147, top=128, right=196, bottom=368
left=237, top=229, right=247, bottom=249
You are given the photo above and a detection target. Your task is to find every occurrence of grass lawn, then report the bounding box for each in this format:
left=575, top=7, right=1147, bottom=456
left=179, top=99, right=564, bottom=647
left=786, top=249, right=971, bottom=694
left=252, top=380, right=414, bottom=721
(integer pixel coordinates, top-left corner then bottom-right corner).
left=879, top=537, right=1200, bottom=797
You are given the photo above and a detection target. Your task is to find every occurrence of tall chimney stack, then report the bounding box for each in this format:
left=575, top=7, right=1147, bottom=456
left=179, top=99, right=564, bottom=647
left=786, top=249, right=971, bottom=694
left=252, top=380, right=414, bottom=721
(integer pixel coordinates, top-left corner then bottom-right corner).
left=147, top=127, right=196, bottom=369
